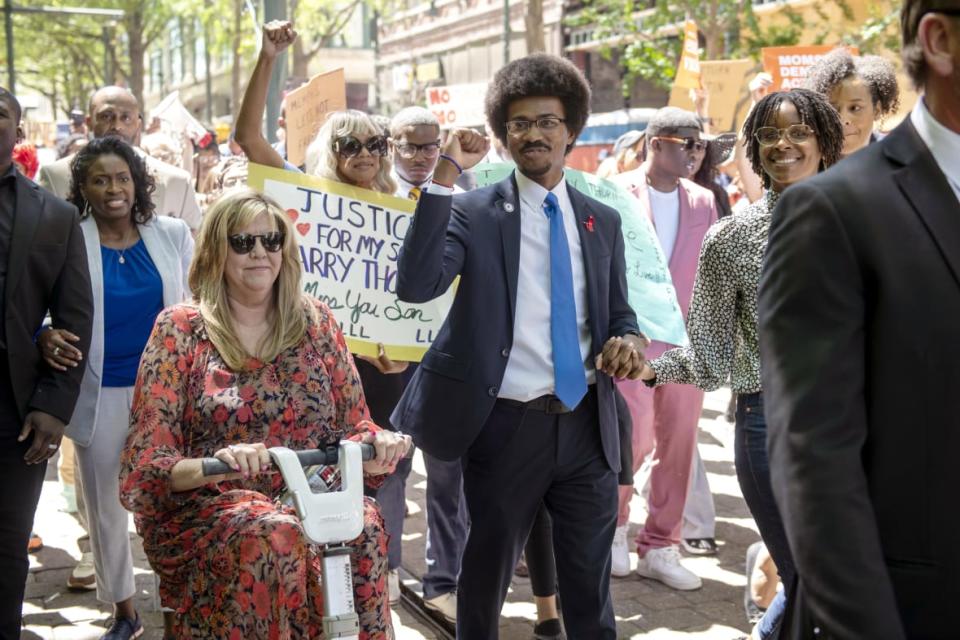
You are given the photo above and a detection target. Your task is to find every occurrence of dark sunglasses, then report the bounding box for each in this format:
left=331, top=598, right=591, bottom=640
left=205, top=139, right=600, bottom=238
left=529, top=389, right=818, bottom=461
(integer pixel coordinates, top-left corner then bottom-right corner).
left=228, top=231, right=285, bottom=254
left=334, top=135, right=388, bottom=158
left=656, top=136, right=708, bottom=152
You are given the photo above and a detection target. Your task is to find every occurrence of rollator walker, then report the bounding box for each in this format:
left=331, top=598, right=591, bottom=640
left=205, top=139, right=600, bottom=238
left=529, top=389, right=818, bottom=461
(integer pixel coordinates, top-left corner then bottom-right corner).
left=203, top=441, right=375, bottom=640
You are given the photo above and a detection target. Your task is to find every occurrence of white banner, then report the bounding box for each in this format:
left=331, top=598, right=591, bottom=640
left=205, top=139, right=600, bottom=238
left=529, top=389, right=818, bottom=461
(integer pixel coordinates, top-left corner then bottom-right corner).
left=248, top=163, right=455, bottom=362
left=425, top=83, right=488, bottom=128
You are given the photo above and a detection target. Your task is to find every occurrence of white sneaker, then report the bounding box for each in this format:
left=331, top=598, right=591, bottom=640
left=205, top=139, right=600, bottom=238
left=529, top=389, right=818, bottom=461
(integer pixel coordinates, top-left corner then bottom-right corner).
left=636, top=545, right=702, bottom=590
left=611, top=524, right=631, bottom=577
left=66, top=551, right=96, bottom=591
left=388, top=569, right=400, bottom=604
left=424, top=592, right=457, bottom=624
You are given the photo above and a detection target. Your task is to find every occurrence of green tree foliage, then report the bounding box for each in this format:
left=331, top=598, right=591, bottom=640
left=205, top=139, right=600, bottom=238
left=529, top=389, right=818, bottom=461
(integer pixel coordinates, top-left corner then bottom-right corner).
left=2, top=0, right=178, bottom=116
left=566, top=0, right=879, bottom=97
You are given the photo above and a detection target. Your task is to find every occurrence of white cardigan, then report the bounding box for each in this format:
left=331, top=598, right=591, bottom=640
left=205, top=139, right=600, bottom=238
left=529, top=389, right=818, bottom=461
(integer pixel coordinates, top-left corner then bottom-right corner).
left=65, top=215, right=193, bottom=447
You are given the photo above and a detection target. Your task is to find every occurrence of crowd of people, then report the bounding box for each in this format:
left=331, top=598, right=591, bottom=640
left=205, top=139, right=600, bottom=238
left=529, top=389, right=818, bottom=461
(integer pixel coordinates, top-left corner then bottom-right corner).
left=1, top=1, right=958, bottom=639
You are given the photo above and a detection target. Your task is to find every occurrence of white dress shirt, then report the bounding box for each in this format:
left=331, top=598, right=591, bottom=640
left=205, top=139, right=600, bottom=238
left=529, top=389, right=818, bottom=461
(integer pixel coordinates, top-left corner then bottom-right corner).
left=648, top=186, right=680, bottom=263
left=497, top=171, right=595, bottom=401
left=910, top=97, right=960, bottom=203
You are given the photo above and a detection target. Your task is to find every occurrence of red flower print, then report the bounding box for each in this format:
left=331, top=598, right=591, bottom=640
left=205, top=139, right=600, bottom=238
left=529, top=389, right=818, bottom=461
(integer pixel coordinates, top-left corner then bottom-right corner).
left=286, top=588, right=302, bottom=609
left=269, top=523, right=299, bottom=555
left=236, top=405, right=253, bottom=424
left=357, top=555, right=373, bottom=575
left=149, top=381, right=177, bottom=404
left=213, top=405, right=229, bottom=424
left=239, top=538, right=261, bottom=564
left=355, top=580, right=374, bottom=600
left=252, top=581, right=271, bottom=617
left=239, top=570, right=255, bottom=589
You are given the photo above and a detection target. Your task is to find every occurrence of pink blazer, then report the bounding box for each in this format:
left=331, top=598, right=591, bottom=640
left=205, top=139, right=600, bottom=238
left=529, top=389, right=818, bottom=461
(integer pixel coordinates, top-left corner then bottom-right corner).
left=616, top=167, right=718, bottom=354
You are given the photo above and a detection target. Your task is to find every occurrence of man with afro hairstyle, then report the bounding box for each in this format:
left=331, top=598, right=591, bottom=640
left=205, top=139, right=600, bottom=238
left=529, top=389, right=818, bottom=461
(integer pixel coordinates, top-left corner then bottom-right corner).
left=393, top=53, right=647, bottom=639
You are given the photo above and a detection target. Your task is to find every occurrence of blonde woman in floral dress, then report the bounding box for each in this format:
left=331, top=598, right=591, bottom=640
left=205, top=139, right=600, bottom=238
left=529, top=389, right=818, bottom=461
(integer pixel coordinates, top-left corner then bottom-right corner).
left=120, top=188, right=410, bottom=639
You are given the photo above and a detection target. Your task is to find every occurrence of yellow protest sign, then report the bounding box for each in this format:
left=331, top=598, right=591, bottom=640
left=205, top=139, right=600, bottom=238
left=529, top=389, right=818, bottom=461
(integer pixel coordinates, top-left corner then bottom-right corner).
left=247, top=163, right=455, bottom=362
left=284, top=68, right=348, bottom=168
left=673, top=20, right=701, bottom=91
left=669, top=59, right=758, bottom=133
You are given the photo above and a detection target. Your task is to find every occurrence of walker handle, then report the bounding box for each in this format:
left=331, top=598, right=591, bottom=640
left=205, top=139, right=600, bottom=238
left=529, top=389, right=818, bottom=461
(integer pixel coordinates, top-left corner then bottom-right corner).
left=201, top=443, right=375, bottom=476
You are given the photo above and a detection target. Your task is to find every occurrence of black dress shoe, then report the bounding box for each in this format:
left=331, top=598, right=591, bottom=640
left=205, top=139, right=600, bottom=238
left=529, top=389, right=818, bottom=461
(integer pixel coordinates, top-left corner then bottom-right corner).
left=533, top=618, right=565, bottom=639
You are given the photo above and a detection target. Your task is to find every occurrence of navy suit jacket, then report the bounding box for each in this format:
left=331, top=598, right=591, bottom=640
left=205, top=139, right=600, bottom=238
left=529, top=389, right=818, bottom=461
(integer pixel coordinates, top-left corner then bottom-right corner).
left=391, top=173, right=640, bottom=470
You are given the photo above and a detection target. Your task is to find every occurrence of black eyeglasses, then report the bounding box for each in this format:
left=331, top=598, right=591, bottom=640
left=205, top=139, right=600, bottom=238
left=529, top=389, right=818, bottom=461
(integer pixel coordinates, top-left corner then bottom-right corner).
left=504, top=116, right=566, bottom=136
left=754, top=124, right=814, bottom=147
left=656, top=136, right=708, bottom=152
left=334, top=135, right=388, bottom=158
left=395, top=141, right=441, bottom=159
left=228, top=231, right=285, bottom=254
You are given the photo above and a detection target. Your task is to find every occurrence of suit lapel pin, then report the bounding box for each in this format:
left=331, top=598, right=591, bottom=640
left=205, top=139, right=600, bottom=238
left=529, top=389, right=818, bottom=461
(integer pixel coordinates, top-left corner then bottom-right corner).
left=503, top=202, right=515, bottom=213
left=584, top=215, right=595, bottom=233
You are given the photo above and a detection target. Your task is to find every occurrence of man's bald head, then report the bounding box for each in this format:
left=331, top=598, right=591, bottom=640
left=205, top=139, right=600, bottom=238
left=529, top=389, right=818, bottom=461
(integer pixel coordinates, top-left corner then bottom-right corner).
left=0, top=88, right=21, bottom=124
left=87, top=86, right=142, bottom=144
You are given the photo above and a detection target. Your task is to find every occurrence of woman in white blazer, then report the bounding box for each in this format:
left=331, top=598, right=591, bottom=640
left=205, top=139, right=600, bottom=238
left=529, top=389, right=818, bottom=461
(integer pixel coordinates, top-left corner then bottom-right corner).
left=40, top=137, right=193, bottom=640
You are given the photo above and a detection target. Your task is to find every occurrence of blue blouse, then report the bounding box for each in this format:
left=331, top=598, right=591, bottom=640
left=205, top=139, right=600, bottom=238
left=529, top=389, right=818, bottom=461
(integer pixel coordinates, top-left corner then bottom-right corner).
left=101, top=239, right=164, bottom=387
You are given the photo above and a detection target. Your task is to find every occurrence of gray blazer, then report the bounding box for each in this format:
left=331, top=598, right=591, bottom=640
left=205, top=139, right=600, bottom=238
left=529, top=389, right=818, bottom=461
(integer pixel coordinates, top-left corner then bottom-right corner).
left=65, top=215, right=193, bottom=446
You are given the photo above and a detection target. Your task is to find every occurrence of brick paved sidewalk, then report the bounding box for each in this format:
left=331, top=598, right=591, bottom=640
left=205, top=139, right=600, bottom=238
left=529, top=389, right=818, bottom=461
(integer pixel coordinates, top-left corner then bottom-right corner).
left=23, top=387, right=757, bottom=639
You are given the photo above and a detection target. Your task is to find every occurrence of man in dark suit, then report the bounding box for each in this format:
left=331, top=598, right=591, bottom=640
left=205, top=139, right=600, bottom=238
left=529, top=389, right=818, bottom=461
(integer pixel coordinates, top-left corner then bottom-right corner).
left=0, top=88, right=93, bottom=638
left=392, top=54, right=646, bottom=639
left=758, top=3, right=960, bottom=638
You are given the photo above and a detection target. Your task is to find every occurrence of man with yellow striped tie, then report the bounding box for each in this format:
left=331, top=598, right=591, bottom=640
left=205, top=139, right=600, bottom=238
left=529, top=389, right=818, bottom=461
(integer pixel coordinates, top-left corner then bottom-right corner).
left=386, top=106, right=465, bottom=623
left=389, top=107, right=447, bottom=200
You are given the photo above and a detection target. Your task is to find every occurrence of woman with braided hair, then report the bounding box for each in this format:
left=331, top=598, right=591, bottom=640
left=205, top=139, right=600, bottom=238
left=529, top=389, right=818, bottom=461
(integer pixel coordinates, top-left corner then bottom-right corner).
left=639, top=89, right=844, bottom=640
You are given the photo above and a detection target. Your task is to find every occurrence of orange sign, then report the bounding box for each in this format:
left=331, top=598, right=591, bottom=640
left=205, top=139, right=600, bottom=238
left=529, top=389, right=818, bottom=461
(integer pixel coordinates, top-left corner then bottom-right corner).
left=673, top=20, right=701, bottom=90
left=284, top=68, right=348, bottom=167
left=761, top=45, right=859, bottom=91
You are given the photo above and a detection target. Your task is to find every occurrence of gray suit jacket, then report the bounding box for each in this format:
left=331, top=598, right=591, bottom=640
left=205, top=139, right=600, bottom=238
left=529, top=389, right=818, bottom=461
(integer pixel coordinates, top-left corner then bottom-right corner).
left=38, top=149, right=203, bottom=230
left=65, top=215, right=193, bottom=446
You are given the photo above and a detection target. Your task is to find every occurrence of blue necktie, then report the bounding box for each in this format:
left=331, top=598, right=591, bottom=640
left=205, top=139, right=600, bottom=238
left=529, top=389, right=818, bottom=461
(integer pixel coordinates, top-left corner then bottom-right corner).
left=543, top=192, right=587, bottom=409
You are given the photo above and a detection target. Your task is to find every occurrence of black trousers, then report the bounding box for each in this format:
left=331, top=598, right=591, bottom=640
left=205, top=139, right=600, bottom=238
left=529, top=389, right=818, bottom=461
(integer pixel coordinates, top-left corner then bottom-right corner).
left=524, top=503, right=556, bottom=598
left=457, top=391, right=618, bottom=640
left=0, top=424, right=46, bottom=639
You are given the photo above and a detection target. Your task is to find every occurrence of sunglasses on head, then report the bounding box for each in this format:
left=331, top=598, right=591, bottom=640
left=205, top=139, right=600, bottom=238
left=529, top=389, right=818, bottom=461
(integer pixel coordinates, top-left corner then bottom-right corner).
left=228, top=231, right=285, bottom=254
left=334, top=135, right=388, bottom=158
left=656, top=136, right=707, bottom=152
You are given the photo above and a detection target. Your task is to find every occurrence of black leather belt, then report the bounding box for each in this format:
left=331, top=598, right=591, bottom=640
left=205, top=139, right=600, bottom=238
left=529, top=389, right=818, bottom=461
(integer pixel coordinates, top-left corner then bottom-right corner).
left=498, top=386, right=596, bottom=415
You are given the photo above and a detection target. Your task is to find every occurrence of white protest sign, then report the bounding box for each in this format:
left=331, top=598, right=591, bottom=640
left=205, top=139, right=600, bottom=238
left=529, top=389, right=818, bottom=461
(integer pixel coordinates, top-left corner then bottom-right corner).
left=248, top=163, right=455, bottom=362
left=425, top=83, right=488, bottom=128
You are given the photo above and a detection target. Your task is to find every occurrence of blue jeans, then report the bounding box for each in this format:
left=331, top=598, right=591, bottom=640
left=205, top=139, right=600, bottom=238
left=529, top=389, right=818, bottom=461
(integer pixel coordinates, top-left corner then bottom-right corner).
left=735, top=393, right=795, bottom=640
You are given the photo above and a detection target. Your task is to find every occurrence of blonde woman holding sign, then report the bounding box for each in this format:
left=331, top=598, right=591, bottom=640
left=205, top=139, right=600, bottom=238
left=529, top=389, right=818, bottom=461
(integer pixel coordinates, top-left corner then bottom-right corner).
left=236, top=20, right=415, bottom=604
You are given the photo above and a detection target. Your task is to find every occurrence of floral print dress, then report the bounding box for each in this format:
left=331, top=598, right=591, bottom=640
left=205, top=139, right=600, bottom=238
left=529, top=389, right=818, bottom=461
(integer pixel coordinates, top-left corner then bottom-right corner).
left=120, top=298, right=393, bottom=639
